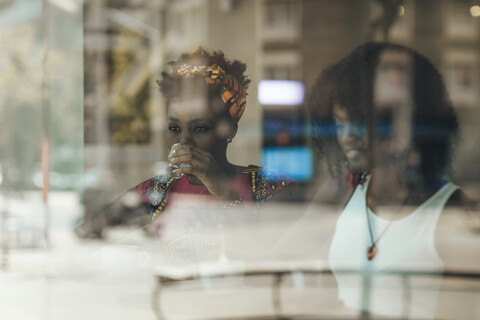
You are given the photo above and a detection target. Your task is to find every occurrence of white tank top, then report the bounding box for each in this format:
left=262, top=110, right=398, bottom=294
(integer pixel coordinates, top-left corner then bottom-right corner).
left=329, top=180, right=459, bottom=319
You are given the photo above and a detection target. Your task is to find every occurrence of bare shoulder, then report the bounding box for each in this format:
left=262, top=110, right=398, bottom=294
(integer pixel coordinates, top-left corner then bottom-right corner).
left=443, top=189, right=480, bottom=226
left=446, top=189, right=479, bottom=208
left=436, top=189, right=480, bottom=269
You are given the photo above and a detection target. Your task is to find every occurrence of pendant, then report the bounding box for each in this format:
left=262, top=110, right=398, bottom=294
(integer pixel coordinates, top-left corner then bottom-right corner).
left=367, top=245, right=377, bottom=260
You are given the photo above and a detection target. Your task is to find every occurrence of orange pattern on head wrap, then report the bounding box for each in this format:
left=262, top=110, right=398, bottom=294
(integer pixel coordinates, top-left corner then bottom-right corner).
left=176, top=64, right=247, bottom=123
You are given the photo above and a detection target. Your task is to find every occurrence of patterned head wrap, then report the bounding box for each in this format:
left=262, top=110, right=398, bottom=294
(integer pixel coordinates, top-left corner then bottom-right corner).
left=176, top=64, right=247, bottom=123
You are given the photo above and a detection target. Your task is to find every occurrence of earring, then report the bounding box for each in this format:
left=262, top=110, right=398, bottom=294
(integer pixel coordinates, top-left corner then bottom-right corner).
left=226, top=138, right=233, bottom=143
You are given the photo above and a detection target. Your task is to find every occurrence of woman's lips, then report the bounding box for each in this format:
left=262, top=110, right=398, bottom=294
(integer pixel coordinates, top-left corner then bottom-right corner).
left=343, top=147, right=366, bottom=162
left=346, top=149, right=362, bottom=158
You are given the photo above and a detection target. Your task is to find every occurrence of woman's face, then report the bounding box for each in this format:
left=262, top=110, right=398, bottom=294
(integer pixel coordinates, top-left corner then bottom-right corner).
left=333, top=103, right=368, bottom=171
left=333, top=103, right=410, bottom=173
left=333, top=48, right=416, bottom=173
left=166, top=92, right=233, bottom=158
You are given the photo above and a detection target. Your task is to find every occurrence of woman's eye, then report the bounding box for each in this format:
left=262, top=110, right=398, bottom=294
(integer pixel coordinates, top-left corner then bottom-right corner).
left=194, top=126, right=210, bottom=133
left=335, top=122, right=366, bottom=137
left=352, top=123, right=366, bottom=136
left=336, top=122, right=346, bottom=134
left=168, top=125, right=180, bottom=133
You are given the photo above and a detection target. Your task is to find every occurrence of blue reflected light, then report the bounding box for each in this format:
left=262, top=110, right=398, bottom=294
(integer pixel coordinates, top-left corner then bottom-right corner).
left=262, top=146, right=314, bottom=181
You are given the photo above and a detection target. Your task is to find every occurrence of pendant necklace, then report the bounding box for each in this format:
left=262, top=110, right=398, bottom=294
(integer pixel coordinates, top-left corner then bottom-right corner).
left=365, top=209, right=391, bottom=260
left=364, top=185, right=411, bottom=261
left=361, top=171, right=391, bottom=261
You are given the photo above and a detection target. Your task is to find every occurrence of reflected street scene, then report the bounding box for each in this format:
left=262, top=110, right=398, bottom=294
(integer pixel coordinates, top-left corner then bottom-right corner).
left=1, top=1, right=479, bottom=319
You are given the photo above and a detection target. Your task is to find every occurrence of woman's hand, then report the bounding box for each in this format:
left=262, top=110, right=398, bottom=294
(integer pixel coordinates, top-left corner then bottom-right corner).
left=168, top=144, right=240, bottom=201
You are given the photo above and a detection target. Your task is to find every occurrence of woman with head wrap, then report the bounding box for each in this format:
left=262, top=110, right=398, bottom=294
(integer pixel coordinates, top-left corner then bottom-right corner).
left=137, top=48, right=291, bottom=221
left=77, top=49, right=291, bottom=263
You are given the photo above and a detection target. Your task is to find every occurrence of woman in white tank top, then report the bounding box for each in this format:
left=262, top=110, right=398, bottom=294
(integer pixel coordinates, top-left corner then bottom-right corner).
left=308, top=42, right=479, bottom=319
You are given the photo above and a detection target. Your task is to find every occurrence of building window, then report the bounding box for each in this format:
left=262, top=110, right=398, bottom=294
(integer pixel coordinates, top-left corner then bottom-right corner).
left=444, top=51, right=479, bottom=107
left=265, top=0, right=295, bottom=29
left=263, top=0, right=300, bottom=41
left=444, top=0, right=478, bottom=39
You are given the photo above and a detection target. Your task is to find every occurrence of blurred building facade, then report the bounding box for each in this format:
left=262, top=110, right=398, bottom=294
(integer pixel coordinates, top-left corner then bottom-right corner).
left=82, top=0, right=480, bottom=210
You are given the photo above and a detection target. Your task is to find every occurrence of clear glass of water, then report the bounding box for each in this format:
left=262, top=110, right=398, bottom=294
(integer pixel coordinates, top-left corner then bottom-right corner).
left=167, top=147, right=189, bottom=179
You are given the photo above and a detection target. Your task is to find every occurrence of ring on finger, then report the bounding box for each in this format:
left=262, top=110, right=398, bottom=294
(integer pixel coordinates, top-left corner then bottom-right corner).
left=179, top=162, right=193, bottom=170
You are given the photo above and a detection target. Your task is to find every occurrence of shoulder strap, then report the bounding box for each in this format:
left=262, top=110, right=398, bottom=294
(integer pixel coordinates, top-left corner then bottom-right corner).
left=423, top=182, right=460, bottom=210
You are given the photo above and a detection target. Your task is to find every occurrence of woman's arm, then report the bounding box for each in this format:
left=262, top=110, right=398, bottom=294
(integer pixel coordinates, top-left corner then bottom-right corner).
left=75, top=187, right=149, bottom=238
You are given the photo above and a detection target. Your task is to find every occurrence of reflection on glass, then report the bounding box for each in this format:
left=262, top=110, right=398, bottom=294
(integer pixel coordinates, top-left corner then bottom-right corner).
left=2, top=1, right=480, bottom=320
left=308, top=42, right=479, bottom=319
